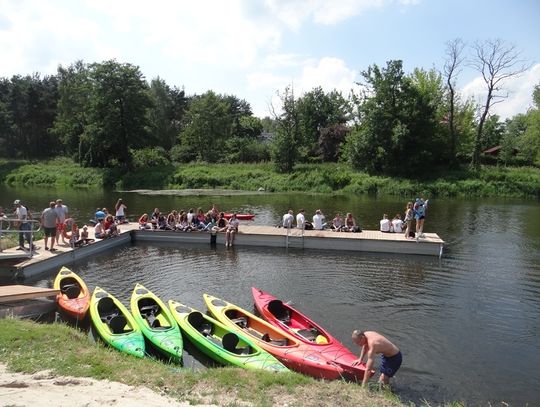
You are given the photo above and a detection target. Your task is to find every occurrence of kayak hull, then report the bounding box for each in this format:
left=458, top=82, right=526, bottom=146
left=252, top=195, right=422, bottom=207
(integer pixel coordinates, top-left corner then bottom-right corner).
left=89, top=286, right=145, bottom=358
left=251, top=287, right=372, bottom=381
left=130, top=283, right=183, bottom=363
left=169, top=300, right=287, bottom=372
left=203, top=294, right=345, bottom=380
left=53, top=266, right=90, bottom=320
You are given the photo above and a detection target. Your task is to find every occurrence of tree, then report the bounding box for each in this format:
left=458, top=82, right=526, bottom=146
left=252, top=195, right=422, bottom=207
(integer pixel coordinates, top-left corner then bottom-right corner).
left=53, top=60, right=92, bottom=162
left=469, top=39, right=530, bottom=168
left=319, top=124, right=349, bottom=162
left=178, top=91, right=232, bottom=163
left=147, top=77, right=187, bottom=151
left=345, top=61, right=448, bottom=175
left=82, top=60, right=151, bottom=168
left=519, top=84, right=540, bottom=165
left=270, top=86, right=300, bottom=173
left=443, top=38, right=466, bottom=167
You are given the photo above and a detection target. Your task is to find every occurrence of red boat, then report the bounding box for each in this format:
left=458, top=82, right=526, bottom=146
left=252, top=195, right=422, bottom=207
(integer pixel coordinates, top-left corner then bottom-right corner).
left=204, top=294, right=346, bottom=380
left=251, top=287, right=373, bottom=382
left=223, top=213, right=255, bottom=220
left=53, top=267, right=90, bottom=320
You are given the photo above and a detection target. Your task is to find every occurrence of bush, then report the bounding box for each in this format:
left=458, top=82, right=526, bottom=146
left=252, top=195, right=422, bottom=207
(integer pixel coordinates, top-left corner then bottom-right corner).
left=132, top=147, right=171, bottom=168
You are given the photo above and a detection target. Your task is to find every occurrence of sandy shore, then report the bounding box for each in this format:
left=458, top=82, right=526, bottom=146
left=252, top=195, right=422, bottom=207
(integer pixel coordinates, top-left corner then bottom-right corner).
left=0, top=364, right=216, bottom=407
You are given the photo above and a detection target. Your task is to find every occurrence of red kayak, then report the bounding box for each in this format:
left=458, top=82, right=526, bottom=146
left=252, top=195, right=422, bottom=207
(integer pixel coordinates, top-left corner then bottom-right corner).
left=252, top=287, right=373, bottom=382
left=204, top=294, right=346, bottom=380
left=223, top=213, right=255, bottom=220
left=53, top=267, right=90, bottom=320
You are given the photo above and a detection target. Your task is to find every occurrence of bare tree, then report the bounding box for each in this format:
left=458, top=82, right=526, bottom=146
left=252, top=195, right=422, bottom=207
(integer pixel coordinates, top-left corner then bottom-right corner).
left=469, top=39, right=530, bottom=168
left=443, top=38, right=466, bottom=168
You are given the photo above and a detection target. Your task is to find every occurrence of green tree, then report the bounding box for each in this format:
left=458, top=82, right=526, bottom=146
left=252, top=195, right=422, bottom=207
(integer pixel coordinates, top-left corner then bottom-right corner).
left=519, top=84, right=540, bottom=165
left=53, top=60, right=91, bottom=162
left=178, top=91, right=232, bottom=163
left=345, top=60, right=443, bottom=175
left=296, top=87, right=349, bottom=161
left=271, top=86, right=300, bottom=173
left=146, top=78, right=187, bottom=150
left=82, top=60, right=151, bottom=168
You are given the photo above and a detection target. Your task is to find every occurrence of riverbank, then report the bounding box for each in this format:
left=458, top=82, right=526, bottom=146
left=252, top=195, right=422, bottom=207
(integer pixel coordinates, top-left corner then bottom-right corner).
left=0, top=318, right=405, bottom=407
left=1, top=158, right=539, bottom=198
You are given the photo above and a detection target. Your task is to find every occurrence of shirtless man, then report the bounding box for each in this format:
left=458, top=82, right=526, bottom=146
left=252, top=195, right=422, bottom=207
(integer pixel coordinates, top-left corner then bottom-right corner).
left=351, top=330, right=402, bottom=386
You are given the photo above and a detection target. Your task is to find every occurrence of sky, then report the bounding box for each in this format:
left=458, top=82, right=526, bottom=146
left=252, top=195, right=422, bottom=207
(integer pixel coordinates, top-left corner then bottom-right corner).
left=1, top=0, right=539, bottom=119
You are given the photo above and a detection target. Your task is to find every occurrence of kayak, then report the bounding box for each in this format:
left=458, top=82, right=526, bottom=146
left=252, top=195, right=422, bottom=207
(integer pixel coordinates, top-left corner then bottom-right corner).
left=203, top=294, right=346, bottom=380
left=168, top=300, right=288, bottom=372
left=130, top=283, right=183, bottom=363
left=223, top=213, right=255, bottom=220
left=53, top=266, right=90, bottom=320
left=90, top=286, right=145, bottom=358
left=251, top=287, right=373, bottom=382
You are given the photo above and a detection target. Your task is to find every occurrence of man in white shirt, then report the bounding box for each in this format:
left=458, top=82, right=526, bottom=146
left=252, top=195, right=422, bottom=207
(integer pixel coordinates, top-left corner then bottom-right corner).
left=312, top=209, right=326, bottom=230
left=282, top=209, right=294, bottom=228
left=380, top=214, right=392, bottom=232
left=296, top=209, right=306, bottom=230
left=391, top=214, right=404, bottom=233
left=55, top=199, right=69, bottom=245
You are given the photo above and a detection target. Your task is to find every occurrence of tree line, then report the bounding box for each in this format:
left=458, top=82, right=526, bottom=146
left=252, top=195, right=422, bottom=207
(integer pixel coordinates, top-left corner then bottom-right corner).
left=0, top=39, right=538, bottom=177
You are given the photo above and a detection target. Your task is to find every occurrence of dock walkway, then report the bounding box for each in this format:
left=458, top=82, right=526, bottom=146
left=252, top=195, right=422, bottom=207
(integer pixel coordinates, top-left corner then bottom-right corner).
left=0, top=223, right=445, bottom=279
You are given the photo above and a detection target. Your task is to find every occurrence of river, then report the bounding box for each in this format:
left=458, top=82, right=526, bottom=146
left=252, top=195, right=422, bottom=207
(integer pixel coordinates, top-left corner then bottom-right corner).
left=1, top=185, right=539, bottom=406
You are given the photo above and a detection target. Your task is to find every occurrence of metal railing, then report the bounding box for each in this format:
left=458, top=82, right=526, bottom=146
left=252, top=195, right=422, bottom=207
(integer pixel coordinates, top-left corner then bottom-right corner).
left=0, top=218, right=41, bottom=258
left=285, top=223, right=304, bottom=249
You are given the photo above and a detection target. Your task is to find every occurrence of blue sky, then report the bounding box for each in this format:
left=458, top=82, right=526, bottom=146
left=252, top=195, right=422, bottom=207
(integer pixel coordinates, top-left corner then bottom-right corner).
left=1, top=0, right=539, bottom=119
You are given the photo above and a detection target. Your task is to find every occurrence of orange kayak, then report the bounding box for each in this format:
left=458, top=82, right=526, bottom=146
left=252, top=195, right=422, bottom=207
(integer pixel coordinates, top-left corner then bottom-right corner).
left=53, top=267, right=90, bottom=320
left=251, top=287, right=373, bottom=382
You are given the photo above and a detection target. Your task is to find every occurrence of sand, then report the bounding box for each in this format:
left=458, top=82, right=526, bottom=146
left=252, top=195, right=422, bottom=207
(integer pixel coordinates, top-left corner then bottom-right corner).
left=0, top=364, right=216, bottom=407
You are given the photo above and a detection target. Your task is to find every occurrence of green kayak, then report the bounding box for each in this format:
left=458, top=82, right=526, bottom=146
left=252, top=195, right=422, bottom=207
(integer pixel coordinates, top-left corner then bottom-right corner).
left=130, top=283, right=182, bottom=363
left=89, top=286, right=145, bottom=358
left=168, top=300, right=288, bottom=372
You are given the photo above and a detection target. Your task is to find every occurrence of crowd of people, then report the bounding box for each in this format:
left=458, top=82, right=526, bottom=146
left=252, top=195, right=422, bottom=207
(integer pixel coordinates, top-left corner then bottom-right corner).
left=280, top=197, right=429, bottom=239
left=137, top=204, right=240, bottom=246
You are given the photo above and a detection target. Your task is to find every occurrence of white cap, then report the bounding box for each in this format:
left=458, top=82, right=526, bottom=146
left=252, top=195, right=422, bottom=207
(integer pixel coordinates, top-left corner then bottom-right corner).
left=13, top=199, right=21, bottom=205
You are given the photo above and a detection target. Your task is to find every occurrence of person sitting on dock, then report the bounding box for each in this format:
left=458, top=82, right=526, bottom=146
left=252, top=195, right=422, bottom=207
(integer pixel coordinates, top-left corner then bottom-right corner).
left=225, top=213, right=239, bottom=247
left=380, top=214, right=392, bottom=233
left=150, top=208, right=160, bottom=229
left=332, top=212, right=343, bottom=232
left=104, top=215, right=119, bottom=236
left=138, top=213, right=151, bottom=229
left=282, top=210, right=294, bottom=229
left=94, top=219, right=106, bottom=239
left=343, top=213, right=360, bottom=232
left=351, top=330, right=402, bottom=387
left=74, top=226, right=94, bottom=246
left=212, top=212, right=228, bottom=233
left=391, top=214, right=404, bottom=233
left=312, top=209, right=326, bottom=230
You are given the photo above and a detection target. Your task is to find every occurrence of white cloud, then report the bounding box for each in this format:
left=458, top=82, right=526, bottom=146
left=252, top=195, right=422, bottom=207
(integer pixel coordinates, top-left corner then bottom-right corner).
left=460, top=64, right=540, bottom=119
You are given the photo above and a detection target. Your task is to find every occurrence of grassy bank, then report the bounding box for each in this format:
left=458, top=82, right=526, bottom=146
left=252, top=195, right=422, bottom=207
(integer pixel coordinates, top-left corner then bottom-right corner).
left=0, top=318, right=408, bottom=407
left=1, top=159, right=539, bottom=198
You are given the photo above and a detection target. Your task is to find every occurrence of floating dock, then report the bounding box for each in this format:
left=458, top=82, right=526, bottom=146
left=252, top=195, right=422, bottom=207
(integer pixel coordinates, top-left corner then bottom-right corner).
left=0, top=285, right=59, bottom=319
left=0, top=223, right=445, bottom=279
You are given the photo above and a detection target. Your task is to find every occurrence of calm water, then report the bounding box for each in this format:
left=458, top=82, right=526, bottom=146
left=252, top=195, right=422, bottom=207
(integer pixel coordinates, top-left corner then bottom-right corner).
left=1, top=185, right=539, bottom=406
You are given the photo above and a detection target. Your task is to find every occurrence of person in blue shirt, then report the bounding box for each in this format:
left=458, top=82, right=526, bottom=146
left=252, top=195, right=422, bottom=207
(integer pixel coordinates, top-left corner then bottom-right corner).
left=413, top=198, right=429, bottom=238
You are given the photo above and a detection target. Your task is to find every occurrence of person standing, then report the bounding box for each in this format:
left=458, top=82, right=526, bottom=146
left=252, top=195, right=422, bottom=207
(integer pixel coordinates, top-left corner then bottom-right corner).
left=404, top=202, right=414, bottom=239
left=14, top=199, right=32, bottom=250
left=41, top=201, right=59, bottom=251
left=282, top=209, right=294, bottom=228
left=414, top=198, right=429, bottom=239
left=115, top=198, right=128, bottom=224
left=351, top=330, right=402, bottom=387
left=55, top=199, right=69, bottom=245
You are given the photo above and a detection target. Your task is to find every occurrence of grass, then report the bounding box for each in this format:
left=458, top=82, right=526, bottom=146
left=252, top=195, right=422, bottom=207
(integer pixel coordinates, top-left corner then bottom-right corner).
left=0, top=318, right=407, bottom=407
left=1, top=158, right=539, bottom=198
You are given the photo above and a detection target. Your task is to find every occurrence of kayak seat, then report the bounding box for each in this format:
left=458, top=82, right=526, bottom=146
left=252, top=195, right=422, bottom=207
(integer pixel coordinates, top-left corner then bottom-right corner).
left=188, top=311, right=213, bottom=336
left=231, top=317, right=248, bottom=329
left=296, top=328, right=318, bottom=342
left=62, top=284, right=81, bottom=299
left=268, top=300, right=291, bottom=324
left=222, top=332, right=239, bottom=353
left=261, top=333, right=287, bottom=346
left=109, top=315, right=127, bottom=334
left=98, top=297, right=119, bottom=321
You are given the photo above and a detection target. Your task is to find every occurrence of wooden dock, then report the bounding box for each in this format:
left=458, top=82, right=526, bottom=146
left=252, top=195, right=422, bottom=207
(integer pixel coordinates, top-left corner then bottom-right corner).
left=0, top=223, right=445, bottom=280
left=0, top=285, right=59, bottom=319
